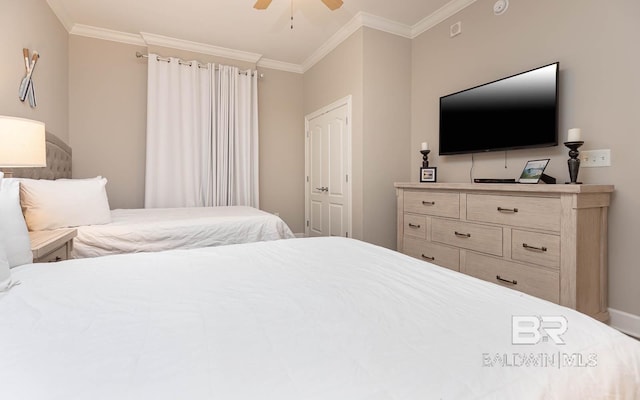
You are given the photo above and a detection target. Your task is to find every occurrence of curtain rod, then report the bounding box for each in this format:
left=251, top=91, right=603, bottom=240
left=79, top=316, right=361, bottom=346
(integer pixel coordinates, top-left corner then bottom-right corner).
left=135, top=52, right=264, bottom=78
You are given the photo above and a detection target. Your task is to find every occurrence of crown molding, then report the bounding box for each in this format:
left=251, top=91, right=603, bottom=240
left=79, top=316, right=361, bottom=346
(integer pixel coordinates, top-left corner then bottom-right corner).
left=46, top=0, right=73, bottom=31
left=301, top=11, right=413, bottom=73
left=257, top=58, right=304, bottom=74
left=301, top=12, right=364, bottom=73
left=360, top=12, right=412, bottom=39
left=140, top=32, right=262, bottom=64
left=411, top=0, right=477, bottom=38
left=70, top=24, right=146, bottom=46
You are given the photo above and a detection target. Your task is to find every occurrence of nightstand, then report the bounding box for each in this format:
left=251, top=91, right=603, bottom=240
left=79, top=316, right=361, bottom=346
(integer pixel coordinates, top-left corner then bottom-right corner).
left=29, top=228, right=78, bottom=263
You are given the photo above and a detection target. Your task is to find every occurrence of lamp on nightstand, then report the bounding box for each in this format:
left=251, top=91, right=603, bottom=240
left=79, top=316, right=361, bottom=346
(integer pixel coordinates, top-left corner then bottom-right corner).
left=0, top=116, right=46, bottom=178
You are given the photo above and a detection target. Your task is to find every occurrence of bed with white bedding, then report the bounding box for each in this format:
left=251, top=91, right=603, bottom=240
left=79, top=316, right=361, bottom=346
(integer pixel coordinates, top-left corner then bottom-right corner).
left=2, top=237, right=639, bottom=399
left=18, top=176, right=295, bottom=258
left=9, top=133, right=295, bottom=258
left=72, top=206, right=295, bottom=258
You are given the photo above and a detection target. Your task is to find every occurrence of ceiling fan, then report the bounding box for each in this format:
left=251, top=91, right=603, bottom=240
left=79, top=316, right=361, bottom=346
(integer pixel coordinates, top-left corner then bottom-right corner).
left=253, top=0, right=344, bottom=11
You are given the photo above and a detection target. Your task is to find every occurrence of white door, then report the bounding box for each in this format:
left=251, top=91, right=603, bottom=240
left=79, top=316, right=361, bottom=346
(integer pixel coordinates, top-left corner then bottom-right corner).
left=305, top=98, right=351, bottom=238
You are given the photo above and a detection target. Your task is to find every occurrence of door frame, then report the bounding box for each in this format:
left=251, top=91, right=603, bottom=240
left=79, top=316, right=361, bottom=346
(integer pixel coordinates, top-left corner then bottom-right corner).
left=304, top=95, right=353, bottom=238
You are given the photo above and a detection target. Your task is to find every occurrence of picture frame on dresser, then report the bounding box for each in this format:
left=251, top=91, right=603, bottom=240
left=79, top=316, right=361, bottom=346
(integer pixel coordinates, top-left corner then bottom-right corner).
left=420, top=167, right=437, bottom=183
left=518, top=159, right=550, bottom=184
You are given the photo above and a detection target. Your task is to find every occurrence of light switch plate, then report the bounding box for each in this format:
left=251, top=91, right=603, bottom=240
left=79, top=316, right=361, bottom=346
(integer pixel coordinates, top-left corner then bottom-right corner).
left=580, top=149, right=611, bottom=167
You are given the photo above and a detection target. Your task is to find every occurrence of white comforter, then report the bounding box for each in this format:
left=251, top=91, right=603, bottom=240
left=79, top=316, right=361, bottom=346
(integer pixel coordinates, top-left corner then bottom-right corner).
left=2, top=237, right=639, bottom=399
left=72, top=206, right=295, bottom=258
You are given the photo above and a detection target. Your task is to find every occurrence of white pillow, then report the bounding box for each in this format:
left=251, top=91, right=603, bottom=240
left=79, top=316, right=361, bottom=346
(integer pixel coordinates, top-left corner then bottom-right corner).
left=0, top=177, right=33, bottom=267
left=20, top=177, right=112, bottom=231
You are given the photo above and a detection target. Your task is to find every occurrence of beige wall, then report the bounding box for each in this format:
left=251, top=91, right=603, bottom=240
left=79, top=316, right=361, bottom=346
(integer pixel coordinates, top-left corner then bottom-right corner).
left=0, top=0, right=68, bottom=141
left=69, top=36, right=147, bottom=209
left=303, top=28, right=411, bottom=248
left=304, top=29, right=365, bottom=240
left=68, top=36, right=305, bottom=231
left=411, top=0, right=640, bottom=315
left=257, top=68, right=305, bottom=233
left=362, top=28, right=412, bottom=248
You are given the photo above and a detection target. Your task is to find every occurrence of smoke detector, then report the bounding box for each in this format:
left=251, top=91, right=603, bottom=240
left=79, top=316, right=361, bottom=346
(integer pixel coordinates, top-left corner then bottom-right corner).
left=493, top=0, right=509, bottom=15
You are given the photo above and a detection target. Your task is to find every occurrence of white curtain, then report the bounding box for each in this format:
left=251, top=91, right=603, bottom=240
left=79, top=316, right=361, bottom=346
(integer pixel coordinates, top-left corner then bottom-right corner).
left=214, top=65, right=259, bottom=207
left=145, top=55, right=259, bottom=208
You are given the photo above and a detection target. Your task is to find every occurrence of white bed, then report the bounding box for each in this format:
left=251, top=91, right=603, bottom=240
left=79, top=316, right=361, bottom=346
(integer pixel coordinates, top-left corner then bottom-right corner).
left=9, top=133, right=295, bottom=259
left=72, top=206, right=295, bottom=258
left=2, top=237, right=639, bottom=399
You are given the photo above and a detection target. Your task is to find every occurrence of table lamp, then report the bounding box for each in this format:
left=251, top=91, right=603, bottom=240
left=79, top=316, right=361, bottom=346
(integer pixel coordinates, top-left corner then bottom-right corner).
left=0, top=116, right=46, bottom=178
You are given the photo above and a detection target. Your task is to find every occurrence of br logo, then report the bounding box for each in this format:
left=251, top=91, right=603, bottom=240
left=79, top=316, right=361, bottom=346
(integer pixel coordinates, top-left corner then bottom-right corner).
left=512, top=315, right=568, bottom=345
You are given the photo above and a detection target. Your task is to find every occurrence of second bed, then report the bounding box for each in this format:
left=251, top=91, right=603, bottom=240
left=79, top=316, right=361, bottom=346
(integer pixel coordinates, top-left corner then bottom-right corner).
left=72, top=206, right=295, bottom=258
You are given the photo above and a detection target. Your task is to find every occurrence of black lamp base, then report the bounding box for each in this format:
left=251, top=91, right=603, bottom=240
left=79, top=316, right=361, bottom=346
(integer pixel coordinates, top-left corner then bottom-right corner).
left=420, top=149, right=431, bottom=168
left=564, top=141, right=584, bottom=184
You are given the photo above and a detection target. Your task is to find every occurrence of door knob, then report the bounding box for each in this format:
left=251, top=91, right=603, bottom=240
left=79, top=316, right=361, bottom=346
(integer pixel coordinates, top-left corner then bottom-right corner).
left=315, top=187, right=328, bottom=192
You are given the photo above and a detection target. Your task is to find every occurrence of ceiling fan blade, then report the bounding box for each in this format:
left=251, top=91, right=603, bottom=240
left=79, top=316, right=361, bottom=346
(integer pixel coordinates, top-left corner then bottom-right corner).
left=321, top=0, right=343, bottom=10
left=253, top=0, right=272, bottom=10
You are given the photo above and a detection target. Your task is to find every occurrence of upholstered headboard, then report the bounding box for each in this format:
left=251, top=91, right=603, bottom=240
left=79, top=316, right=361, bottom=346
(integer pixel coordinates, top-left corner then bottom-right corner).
left=0, top=132, right=72, bottom=179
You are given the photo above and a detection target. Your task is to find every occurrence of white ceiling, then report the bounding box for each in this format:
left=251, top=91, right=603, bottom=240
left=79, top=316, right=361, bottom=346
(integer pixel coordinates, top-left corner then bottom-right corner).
left=46, top=0, right=476, bottom=72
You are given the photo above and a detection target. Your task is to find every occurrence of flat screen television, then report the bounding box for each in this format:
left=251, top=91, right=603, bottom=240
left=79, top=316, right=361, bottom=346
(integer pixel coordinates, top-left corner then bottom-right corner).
left=439, top=62, right=559, bottom=155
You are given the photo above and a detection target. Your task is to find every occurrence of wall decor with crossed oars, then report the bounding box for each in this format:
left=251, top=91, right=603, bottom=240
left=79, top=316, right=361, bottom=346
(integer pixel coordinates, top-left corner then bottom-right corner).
left=18, top=48, right=39, bottom=108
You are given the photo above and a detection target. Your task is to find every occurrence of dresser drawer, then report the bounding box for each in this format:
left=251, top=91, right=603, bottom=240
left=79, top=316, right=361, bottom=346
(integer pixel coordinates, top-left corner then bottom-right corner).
left=464, top=252, right=559, bottom=303
left=466, top=194, right=561, bottom=232
left=403, top=237, right=460, bottom=271
left=512, top=230, right=560, bottom=269
left=432, top=219, right=503, bottom=257
left=404, top=191, right=459, bottom=218
left=35, top=244, right=68, bottom=263
left=404, top=214, right=427, bottom=239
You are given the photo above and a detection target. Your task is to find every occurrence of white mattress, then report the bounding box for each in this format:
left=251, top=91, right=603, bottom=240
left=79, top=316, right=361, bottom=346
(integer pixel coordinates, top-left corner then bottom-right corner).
left=72, top=206, right=295, bottom=258
left=2, top=237, right=639, bottom=399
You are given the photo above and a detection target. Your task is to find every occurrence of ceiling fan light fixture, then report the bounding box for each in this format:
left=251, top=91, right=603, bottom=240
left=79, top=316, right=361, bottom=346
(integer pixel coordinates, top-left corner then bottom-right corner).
left=253, top=0, right=272, bottom=10
left=254, top=0, right=342, bottom=11
left=321, top=0, right=344, bottom=11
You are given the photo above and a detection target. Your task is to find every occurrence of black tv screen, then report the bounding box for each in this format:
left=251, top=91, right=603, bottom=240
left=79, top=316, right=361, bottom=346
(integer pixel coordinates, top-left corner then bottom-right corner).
left=439, top=62, right=559, bottom=155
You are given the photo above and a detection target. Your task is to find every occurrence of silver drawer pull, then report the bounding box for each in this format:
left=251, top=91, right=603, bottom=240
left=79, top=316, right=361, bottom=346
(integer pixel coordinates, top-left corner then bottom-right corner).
left=496, top=275, right=517, bottom=285
left=522, top=243, right=547, bottom=252
left=421, top=254, right=435, bottom=261
left=408, top=223, right=421, bottom=228
left=497, top=207, right=518, bottom=213
left=422, top=201, right=435, bottom=206
left=454, top=231, right=471, bottom=238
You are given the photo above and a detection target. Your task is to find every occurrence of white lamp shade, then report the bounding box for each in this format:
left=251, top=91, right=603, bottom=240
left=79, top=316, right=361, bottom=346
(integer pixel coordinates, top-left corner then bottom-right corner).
left=0, top=116, right=46, bottom=167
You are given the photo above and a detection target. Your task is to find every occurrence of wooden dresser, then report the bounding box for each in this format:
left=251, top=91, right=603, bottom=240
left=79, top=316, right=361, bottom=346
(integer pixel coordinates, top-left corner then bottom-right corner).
left=395, top=182, right=614, bottom=321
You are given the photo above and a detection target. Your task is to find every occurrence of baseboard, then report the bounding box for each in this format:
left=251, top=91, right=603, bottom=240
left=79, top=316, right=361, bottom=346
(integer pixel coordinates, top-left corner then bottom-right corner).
left=608, top=308, right=640, bottom=339
left=294, top=232, right=305, bottom=238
